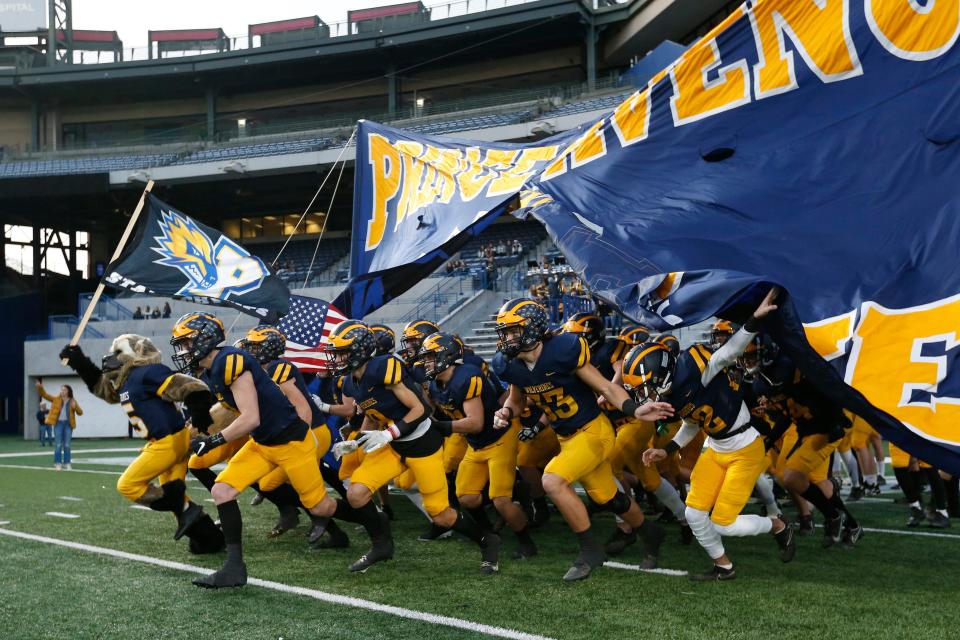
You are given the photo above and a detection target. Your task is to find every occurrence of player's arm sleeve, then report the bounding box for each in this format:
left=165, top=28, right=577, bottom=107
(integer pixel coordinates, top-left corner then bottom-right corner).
left=270, top=362, right=294, bottom=385
left=703, top=327, right=755, bottom=385
left=670, top=420, right=701, bottom=449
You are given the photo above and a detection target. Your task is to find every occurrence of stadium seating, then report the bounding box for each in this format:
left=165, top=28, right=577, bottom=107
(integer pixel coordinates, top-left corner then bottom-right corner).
left=0, top=153, right=178, bottom=178
left=175, top=137, right=333, bottom=164
left=539, top=90, right=635, bottom=118
left=245, top=236, right=351, bottom=286
left=403, top=109, right=534, bottom=135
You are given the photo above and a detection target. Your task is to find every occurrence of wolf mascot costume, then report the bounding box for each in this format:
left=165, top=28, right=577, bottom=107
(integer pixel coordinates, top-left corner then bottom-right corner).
left=61, top=335, right=224, bottom=554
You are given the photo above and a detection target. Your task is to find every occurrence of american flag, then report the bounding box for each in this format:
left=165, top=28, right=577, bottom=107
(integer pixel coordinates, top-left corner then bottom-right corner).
left=276, top=294, right=347, bottom=373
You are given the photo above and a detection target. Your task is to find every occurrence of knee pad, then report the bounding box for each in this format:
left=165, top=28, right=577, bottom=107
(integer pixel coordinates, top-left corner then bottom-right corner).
left=601, top=490, right=632, bottom=515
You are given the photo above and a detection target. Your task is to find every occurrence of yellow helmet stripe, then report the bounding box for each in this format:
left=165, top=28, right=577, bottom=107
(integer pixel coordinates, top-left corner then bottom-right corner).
left=577, top=336, right=590, bottom=368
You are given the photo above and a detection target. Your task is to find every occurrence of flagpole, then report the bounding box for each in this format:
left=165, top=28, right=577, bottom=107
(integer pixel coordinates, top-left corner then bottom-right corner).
left=61, top=180, right=155, bottom=365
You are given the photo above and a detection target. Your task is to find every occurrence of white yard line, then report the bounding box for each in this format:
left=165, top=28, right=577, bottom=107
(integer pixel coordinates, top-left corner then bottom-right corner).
left=45, top=512, right=80, bottom=519
left=0, top=521, right=9, bottom=525
left=130, top=505, right=152, bottom=511
left=0, top=527, right=556, bottom=640
left=0, top=464, right=199, bottom=482
left=59, top=496, right=84, bottom=502
left=0, top=448, right=141, bottom=459
left=861, top=526, right=960, bottom=540
left=603, top=561, right=688, bottom=576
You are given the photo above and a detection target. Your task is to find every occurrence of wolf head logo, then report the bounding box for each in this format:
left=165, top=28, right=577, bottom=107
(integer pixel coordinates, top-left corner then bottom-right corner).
left=152, top=209, right=267, bottom=299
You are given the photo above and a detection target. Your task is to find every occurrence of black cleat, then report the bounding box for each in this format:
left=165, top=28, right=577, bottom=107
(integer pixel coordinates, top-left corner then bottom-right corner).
left=639, top=522, right=665, bottom=570
left=928, top=511, right=951, bottom=529
left=847, top=486, right=864, bottom=502
left=680, top=524, right=694, bottom=546
left=174, top=502, right=204, bottom=541
left=823, top=514, right=845, bottom=548
left=689, top=564, right=736, bottom=582
left=480, top=533, right=501, bottom=575
left=865, top=483, right=881, bottom=497
left=418, top=523, right=453, bottom=541
left=562, top=545, right=606, bottom=582
left=349, top=541, right=394, bottom=573
left=603, top=528, right=637, bottom=556
left=192, top=561, right=247, bottom=589
left=267, top=505, right=300, bottom=538
left=306, top=517, right=328, bottom=545
left=842, top=522, right=864, bottom=547
left=907, top=506, right=925, bottom=528
left=312, top=527, right=351, bottom=549
left=250, top=492, right=265, bottom=506
left=774, top=524, right=796, bottom=563
left=877, top=474, right=887, bottom=486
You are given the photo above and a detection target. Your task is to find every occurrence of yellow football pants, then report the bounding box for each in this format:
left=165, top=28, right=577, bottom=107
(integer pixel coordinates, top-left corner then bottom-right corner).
left=442, top=432, right=469, bottom=474
left=686, top=436, right=767, bottom=526
left=609, top=418, right=661, bottom=492
left=216, top=430, right=328, bottom=508
left=544, top=414, right=618, bottom=504
left=259, top=425, right=332, bottom=492
left=188, top=435, right=247, bottom=469
left=517, top=422, right=560, bottom=468
left=351, top=445, right=449, bottom=517
left=456, top=424, right=520, bottom=500
left=116, top=428, right=190, bottom=501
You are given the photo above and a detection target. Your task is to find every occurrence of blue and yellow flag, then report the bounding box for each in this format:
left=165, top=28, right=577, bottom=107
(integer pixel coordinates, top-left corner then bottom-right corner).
left=104, top=194, right=290, bottom=321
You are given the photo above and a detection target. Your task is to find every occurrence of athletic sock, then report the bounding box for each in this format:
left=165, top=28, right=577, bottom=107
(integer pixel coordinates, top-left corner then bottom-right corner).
left=575, top=527, right=602, bottom=553
left=190, top=467, right=217, bottom=492
left=445, top=472, right=460, bottom=510
left=864, top=473, right=877, bottom=486
left=217, top=500, right=243, bottom=563
left=466, top=505, right=494, bottom=533
left=924, top=468, right=948, bottom=511
left=653, top=480, right=688, bottom=522
left=514, top=525, right=534, bottom=545
left=840, top=450, right=861, bottom=487
left=334, top=499, right=384, bottom=538
left=533, top=496, right=548, bottom=514
left=262, top=483, right=302, bottom=509
left=801, top=483, right=840, bottom=520
left=894, top=467, right=921, bottom=503
left=450, top=510, right=485, bottom=546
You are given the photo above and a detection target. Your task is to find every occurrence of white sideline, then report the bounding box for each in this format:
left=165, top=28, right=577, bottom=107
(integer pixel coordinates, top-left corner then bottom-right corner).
left=0, top=448, right=140, bottom=458
left=603, top=561, right=688, bottom=576
left=59, top=496, right=84, bottom=502
left=0, top=527, right=556, bottom=640
left=45, top=512, right=80, bottom=519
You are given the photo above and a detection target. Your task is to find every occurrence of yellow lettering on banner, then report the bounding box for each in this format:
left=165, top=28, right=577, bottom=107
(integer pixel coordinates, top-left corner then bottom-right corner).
left=866, top=0, right=960, bottom=61
left=669, top=6, right=751, bottom=126
left=395, top=147, right=425, bottom=228
left=749, top=0, right=862, bottom=99
left=803, top=310, right=856, bottom=360
left=569, top=120, right=607, bottom=169
left=847, top=295, right=960, bottom=444
left=366, top=133, right=401, bottom=251
left=487, top=146, right=559, bottom=197
left=456, top=148, right=490, bottom=202
left=539, top=155, right=567, bottom=182
left=433, top=148, right=463, bottom=204
left=611, top=88, right=652, bottom=147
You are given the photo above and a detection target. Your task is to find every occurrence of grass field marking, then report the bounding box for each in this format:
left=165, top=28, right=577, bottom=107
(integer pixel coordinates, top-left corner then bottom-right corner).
left=0, top=463, right=122, bottom=476
left=0, top=527, right=558, bottom=640
left=0, top=448, right=141, bottom=459
left=130, top=505, right=152, bottom=511
left=45, top=512, right=80, bottom=519
left=0, top=521, right=9, bottom=525
left=602, top=561, right=688, bottom=576
left=59, top=496, right=84, bottom=502
left=862, top=526, right=960, bottom=540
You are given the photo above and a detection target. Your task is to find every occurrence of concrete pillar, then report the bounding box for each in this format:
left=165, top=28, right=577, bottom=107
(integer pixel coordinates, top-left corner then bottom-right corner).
left=387, top=62, right=398, bottom=118
left=586, top=22, right=597, bottom=92
left=30, top=101, right=41, bottom=151
left=205, top=86, right=217, bottom=141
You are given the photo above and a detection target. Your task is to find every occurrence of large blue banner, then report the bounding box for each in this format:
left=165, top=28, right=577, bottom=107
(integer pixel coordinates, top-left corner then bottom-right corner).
left=336, top=120, right=578, bottom=318
left=518, top=1, right=960, bottom=471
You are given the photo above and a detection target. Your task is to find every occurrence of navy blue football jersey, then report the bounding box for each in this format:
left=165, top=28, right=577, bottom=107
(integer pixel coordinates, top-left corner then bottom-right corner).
left=592, top=337, right=625, bottom=380
left=341, top=354, right=441, bottom=456
left=495, top=333, right=599, bottom=436
left=669, top=343, right=747, bottom=439
left=119, top=363, right=185, bottom=440
left=266, top=358, right=323, bottom=427
left=430, top=363, right=504, bottom=449
left=208, top=347, right=304, bottom=444
left=464, top=349, right=505, bottom=392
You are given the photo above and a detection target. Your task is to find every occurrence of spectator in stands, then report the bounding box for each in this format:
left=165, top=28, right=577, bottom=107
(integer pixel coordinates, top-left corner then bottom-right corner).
left=485, top=256, right=497, bottom=290
left=36, top=381, right=82, bottom=471
left=162, top=302, right=171, bottom=318
left=546, top=274, right=561, bottom=323
left=150, top=306, right=162, bottom=319
left=541, top=260, right=551, bottom=273
left=512, top=239, right=523, bottom=255
left=446, top=261, right=456, bottom=274
left=132, top=306, right=144, bottom=320
left=143, top=305, right=151, bottom=316
left=37, top=402, right=51, bottom=447
left=495, top=240, right=507, bottom=256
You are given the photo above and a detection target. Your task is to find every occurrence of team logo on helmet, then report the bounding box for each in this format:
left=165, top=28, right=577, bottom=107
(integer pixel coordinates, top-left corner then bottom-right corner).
left=152, top=209, right=268, bottom=299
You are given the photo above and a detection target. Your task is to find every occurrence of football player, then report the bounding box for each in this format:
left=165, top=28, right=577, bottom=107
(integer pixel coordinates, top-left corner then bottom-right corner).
left=328, top=321, right=501, bottom=574
left=171, top=313, right=382, bottom=588
left=492, top=298, right=673, bottom=581
left=242, top=325, right=350, bottom=548
left=636, top=289, right=796, bottom=581
left=889, top=443, right=951, bottom=528
left=59, top=337, right=222, bottom=553
left=420, top=333, right=537, bottom=562
left=709, top=320, right=737, bottom=351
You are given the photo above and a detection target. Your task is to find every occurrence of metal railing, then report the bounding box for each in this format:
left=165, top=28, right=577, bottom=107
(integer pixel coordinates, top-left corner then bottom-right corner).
left=78, top=292, right=134, bottom=321
left=46, top=315, right=105, bottom=340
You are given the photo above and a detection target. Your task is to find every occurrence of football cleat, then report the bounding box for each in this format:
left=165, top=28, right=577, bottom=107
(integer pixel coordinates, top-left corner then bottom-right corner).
left=173, top=501, right=204, bottom=541
left=312, top=525, right=350, bottom=549
left=928, top=511, right=951, bottom=529
left=266, top=505, right=300, bottom=538
left=774, top=524, right=797, bottom=562
left=638, top=523, right=665, bottom=569
left=418, top=523, right=454, bottom=541
left=562, top=547, right=607, bottom=582
left=847, top=486, right=864, bottom=502
left=906, top=506, right=925, bottom=528
left=511, top=538, right=538, bottom=560
left=822, top=513, right=846, bottom=548
left=842, top=522, right=865, bottom=547
left=794, top=514, right=815, bottom=536
left=192, top=561, right=247, bottom=589
left=479, top=533, right=502, bottom=575
left=603, top=528, right=637, bottom=556
left=306, top=517, right=329, bottom=545
left=349, top=544, right=394, bottom=573
left=689, top=565, right=736, bottom=582
left=250, top=492, right=265, bottom=506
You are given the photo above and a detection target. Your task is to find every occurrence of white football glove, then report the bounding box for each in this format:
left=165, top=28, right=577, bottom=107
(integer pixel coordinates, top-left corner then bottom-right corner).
left=357, top=428, right=395, bottom=453
left=331, top=440, right=359, bottom=460
left=311, top=394, right=332, bottom=413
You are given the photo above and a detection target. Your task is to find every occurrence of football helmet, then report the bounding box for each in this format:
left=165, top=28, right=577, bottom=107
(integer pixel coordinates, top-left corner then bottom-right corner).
left=738, top=334, right=779, bottom=377
left=617, top=325, right=652, bottom=348
left=400, top=319, right=439, bottom=363
left=370, top=324, right=396, bottom=356
left=495, top=298, right=548, bottom=358
left=656, top=334, right=680, bottom=358
left=244, top=325, right=286, bottom=365
left=561, top=312, right=606, bottom=350
left=621, top=342, right=676, bottom=401
left=710, top=320, right=737, bottom=350
left=418, top=332, right=463, bottom=380
left=325, top=321, right=377, bottom=375
left=170, top=313, right=225, bottom=373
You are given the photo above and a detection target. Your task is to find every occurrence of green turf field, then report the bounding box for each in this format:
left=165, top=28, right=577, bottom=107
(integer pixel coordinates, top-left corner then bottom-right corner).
left=1, top=435, right=958, bottom=640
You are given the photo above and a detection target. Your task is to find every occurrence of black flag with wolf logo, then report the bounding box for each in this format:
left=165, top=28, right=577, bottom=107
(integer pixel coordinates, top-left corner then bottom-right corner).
left=103, top=194, right=290, bottom=322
